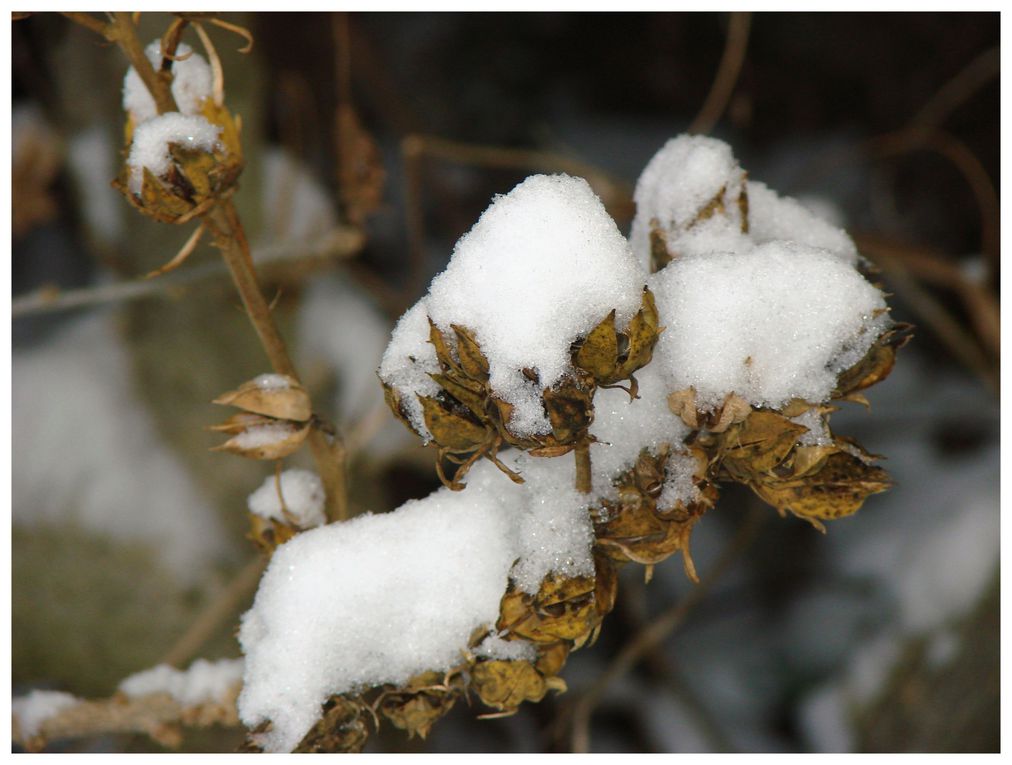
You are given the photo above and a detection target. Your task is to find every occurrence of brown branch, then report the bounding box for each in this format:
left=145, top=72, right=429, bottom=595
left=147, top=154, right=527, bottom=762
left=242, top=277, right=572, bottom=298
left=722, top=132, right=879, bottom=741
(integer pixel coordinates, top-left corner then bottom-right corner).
left=59, top=11, right=109, bottom=37
left=108, top=12, right=177, bottom=115
left=205, top=201, right=349, bottom=523
left=688, top=12, right=751, bottom=135
left=11, top=226, right=365, bottom=319
left=568, top=506, right=766, bottom=753
left=912, top=46, right=999, bottom=130
left=574, top=439, right=592, bottom=495
left=13, top=685, right=241, bottom=752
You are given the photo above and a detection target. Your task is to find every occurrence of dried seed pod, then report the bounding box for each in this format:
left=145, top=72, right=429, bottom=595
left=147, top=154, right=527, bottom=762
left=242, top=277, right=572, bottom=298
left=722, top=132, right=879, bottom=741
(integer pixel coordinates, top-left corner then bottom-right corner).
left=751, top=451, right=892, bottom=531
left=833, top=322, right=914, bottom=399
left=667, top=388, right=751, bottom=433
left=593, top=446, right=716, bottom=582
left=377, top=671, right=459, bottom=740
left=470, top=660, right=565, bottom=715
left=115, top=106, right=244, bottom=226
left=247, top=513, right=300, bottom=554
left=291, top=695, right=370, bottom=754
left=497, top=556, right=617, bottom=647
left=211, top=419, right=310, bottom=460
left=213, top=373, right=311, bottom=422
left=572, top=288, right=661, bottom=397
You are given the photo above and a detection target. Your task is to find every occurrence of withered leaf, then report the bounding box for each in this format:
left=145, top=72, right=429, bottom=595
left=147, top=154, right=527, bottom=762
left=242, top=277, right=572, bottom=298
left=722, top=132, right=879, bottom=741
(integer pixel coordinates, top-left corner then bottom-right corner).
left=649, top=221, right=673, bottom=272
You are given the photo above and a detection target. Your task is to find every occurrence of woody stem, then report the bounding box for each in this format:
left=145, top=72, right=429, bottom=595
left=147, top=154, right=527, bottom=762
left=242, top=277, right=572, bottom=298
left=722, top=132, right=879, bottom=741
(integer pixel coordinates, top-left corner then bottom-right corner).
left=206, top=200, right=348, bottom=523
left=574, top=438, right=592, bottom=494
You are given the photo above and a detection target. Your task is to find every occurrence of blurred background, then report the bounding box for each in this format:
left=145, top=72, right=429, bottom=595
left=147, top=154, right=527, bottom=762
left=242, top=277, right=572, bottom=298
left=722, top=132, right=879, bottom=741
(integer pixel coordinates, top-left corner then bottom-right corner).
left=11, top=11, right=999, bottom=753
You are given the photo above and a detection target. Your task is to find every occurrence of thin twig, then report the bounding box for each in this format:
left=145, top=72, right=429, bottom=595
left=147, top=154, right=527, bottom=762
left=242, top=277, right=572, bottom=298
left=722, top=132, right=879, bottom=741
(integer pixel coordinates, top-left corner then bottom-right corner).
left=160, top=556, right=267, bottom=669
left=568, top=507, right=766, bottom=753
left=109, top=12, right=177, bottom=115
left=688, top=12, right=751, bottom=135
left=60, top=11, right=109, bottom=37
left=912, top=46, right=999, bottom=129
left=574, top=439, right=592, bottom=495
left=11, top=226, right=365, bottom=319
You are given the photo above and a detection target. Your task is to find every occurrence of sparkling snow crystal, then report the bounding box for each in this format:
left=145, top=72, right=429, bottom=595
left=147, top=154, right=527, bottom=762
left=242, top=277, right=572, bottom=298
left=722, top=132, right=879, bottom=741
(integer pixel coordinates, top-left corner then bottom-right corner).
left=126, top=113, right=222, bottom=195
left=247, top=469, right=325, bottom=529
left=380, top=173, right=646, bottom=438
left=122, top=40, right=213, bottom=124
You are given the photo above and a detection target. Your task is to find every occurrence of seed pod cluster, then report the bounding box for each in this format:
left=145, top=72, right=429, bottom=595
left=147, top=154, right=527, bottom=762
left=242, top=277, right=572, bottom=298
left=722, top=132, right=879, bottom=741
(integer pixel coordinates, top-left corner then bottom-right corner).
left=383, top=288, right=660, bottom=490
left=679, top=323, right=912, bottom=530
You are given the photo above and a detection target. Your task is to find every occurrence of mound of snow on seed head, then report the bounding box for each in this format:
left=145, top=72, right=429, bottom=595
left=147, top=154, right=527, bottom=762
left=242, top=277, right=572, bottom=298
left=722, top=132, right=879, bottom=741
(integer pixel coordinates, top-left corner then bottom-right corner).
left=126, top=113, right=221, bottom=195
left=238, top=454, right=595, bottom=752
left=649, top=241, right=888, bottom=409
left=381, top=173, right=646, bottom=439
left=247, top=469, right=325, bottom=529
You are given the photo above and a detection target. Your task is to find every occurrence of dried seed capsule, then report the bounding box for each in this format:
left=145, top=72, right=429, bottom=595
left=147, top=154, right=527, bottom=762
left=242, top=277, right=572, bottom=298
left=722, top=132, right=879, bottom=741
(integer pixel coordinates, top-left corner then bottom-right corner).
left=212, top=419, right=310, bottom=460
left=214, top=373, right=312, bottom=422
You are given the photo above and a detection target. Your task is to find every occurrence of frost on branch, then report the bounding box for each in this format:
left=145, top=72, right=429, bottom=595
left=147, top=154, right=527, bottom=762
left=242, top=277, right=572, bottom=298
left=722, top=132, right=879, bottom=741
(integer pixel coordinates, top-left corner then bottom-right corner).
left=237, top=135, right=908, bottom=751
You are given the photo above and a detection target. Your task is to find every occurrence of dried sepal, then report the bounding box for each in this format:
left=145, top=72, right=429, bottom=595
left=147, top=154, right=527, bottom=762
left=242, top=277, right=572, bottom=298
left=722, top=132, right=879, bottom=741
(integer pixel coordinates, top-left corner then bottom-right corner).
left=247, top=513, right=299, bottom=554
left=377, top=671, right=459, bottom=740
left=667, top=388, right=751, bottom=433
left=717, top=410, right=810, bottom=481
left=833, top=322, right=914, bottom=399
left=470, top=660, right=561, bottom=715
left=213, top=374, right=311, bottom=422
left=292, top=695, right=370, bottom=754
left=571, top=288, right=661, bottom=394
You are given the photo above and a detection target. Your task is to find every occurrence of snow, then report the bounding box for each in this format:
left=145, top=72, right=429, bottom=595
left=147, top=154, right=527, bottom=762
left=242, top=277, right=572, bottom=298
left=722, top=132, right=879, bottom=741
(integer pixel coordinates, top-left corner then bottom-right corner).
left=251, top=373, right=292, bottom=391
left=629, top=136, right=858, bottom=271
left=648, top=241, right=889, bottom=409
left=119, top=658, right=244, bottom=706
left=12, top=690, right=78, bottom=739
left=232, top=421, right=299, bottom=449
left=238, top=453, right=597, bottom=752
left=237, top=476, right=519, bottom=753
left=377, top=301, right=444, bottom=442
left=122, top=40, right=213, bottom=124
left=67, top=125, right=124, bottom=246
left=629, top=134, right=747, bottom=269
left=588, top=364, right=692, bottom=494
left=127, top=113, right=222, bottom=195
left=247, top=469, right=325, bottom=529
left=747, top=180, right=859, bottom=265
left=791, top=408, right=833, bottom=446
left=12, top=312, right=231, bottom=582
left=382, top=174, right=646, bottom=439
left=260, top=148, right=337, bottom=247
